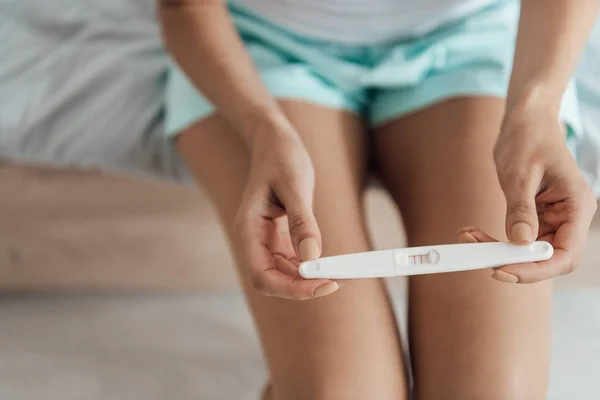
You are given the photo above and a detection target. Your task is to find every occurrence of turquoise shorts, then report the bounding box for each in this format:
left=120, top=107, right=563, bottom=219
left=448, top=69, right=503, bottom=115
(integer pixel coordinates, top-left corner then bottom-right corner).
left=165, top=0, right=581, bottom=139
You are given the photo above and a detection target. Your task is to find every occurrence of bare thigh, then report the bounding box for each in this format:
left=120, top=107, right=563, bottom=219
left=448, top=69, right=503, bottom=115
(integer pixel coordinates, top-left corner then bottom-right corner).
left=375, top=98, right=552, bottom=400
left=177, top=101, right=407, bottom=400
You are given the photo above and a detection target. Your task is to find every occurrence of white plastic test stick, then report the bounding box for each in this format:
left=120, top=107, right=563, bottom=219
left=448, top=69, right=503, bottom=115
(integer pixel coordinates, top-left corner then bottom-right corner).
left=299, top=241, right=553, bottom=279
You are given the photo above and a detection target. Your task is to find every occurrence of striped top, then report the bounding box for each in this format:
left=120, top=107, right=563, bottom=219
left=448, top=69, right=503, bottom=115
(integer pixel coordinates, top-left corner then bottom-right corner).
left=233, top=0, right=497, bottom=45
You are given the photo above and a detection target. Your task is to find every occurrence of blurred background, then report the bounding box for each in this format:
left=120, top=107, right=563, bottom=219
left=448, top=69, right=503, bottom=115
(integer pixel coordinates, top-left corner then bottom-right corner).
left=1, top=1, right=600, bottom=399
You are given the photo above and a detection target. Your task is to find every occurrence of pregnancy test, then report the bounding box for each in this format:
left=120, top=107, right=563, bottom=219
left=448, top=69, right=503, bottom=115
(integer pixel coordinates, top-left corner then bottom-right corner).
left=299, top=241, right=553, bottom=279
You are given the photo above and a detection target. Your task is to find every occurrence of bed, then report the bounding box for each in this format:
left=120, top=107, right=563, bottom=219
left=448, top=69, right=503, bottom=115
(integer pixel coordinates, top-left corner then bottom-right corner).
left=1, top=1, right=600, bottom=399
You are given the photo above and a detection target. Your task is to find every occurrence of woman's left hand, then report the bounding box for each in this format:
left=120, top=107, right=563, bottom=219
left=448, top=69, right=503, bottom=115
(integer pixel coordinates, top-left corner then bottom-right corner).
left=478, top=104, right=596, bottom=283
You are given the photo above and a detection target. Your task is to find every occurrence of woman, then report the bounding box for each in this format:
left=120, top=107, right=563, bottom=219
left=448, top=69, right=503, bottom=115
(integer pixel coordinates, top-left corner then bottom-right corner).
left=159, top=0, right=598, bottom=398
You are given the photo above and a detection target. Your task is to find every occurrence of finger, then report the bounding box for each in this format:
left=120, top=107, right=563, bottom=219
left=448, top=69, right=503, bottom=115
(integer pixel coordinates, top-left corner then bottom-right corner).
left=273, top=254, right=349, bottom=289
left=333, top=279, right=350, bottom=287
left=457, top=226, right=499, bottom=243
left=471, top=230, right=500, bottom=243
left=457, top=226, right=478, bottom=235
left=458, top=228, right=512, bottom=282
left=233, top=186, right=299, bottom=297
left=259, top=268, right=339, bottom=299
left=236, top=183, right=336, bottom=299
left=272, top=221, right=349, bottom=289
left=272, top=252, right=300, bottom=276
left=501, top=173, right=541, bottom=244
left=490, top=237, right=558, bottom=284
left=456, top=227, right=538, bottom=283
left=257, top=253, right=338, bottom=299
left=276, top=184, right=322, bottom=262
left=494, top=248, right=569, bottom=284
left=236, top=205, right=334, bottom=299
left=496, top=217, right=587, bottom=283
left=458, top=231, right=479, bottom=243
left=537, top=218, right=554, bottom=239
left=240, top=224, right=337, bottom=299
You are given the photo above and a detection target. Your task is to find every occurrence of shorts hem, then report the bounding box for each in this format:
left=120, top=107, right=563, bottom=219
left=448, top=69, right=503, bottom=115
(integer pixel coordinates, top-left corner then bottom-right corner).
left=165, top=84, right=360, bottom=137
left=370, top=70, right=507, bottom=126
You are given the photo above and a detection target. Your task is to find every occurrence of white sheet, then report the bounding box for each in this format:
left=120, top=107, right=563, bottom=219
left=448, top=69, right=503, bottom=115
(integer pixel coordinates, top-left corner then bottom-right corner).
left=0, top=290, right=598, bottom=399
left=0, top=0, right=188, bottom=182
left=575, top=19, right=600, bottom=196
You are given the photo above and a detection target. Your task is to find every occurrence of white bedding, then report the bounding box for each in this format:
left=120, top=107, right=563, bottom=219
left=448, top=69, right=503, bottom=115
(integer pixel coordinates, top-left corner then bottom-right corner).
left=0, top=290, right=598, bottom=400
left=0, top=0, right=188, bottom=182
left=575, top=19, right=600, bottom=196
left=2, top=0, right=600, bottom=192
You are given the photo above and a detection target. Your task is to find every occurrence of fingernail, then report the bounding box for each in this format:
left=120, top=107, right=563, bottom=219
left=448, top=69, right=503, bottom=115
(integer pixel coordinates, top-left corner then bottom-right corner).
left=313, top=282, right=339, bottom=297
left=492, top=270, right=519, bottom=283
left=299, top=238, right=319, bottom=261
left=511, top=222, right=532, bottom=244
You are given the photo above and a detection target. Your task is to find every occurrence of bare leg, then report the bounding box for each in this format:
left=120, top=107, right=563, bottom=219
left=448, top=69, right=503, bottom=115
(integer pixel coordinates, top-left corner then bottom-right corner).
left=177, top=101, right=408, bottom=400
left=375, top=98, right=552, bottom=400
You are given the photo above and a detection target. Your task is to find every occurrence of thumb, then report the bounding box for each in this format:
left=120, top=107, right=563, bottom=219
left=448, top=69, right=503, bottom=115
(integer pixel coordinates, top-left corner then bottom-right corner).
left=289, top=207, right=322, bottom=261
left=277, top=187, right=322, bottom=262
left=288, top=204, right=322, bottom=261
left=503, top=182, right=539, bottom=245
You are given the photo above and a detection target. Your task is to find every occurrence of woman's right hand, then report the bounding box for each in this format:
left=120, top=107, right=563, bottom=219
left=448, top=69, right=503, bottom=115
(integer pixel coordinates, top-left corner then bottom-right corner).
left=233, top=116, right=341, bottom=300
left=159, top=0, right=339, bottom=299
